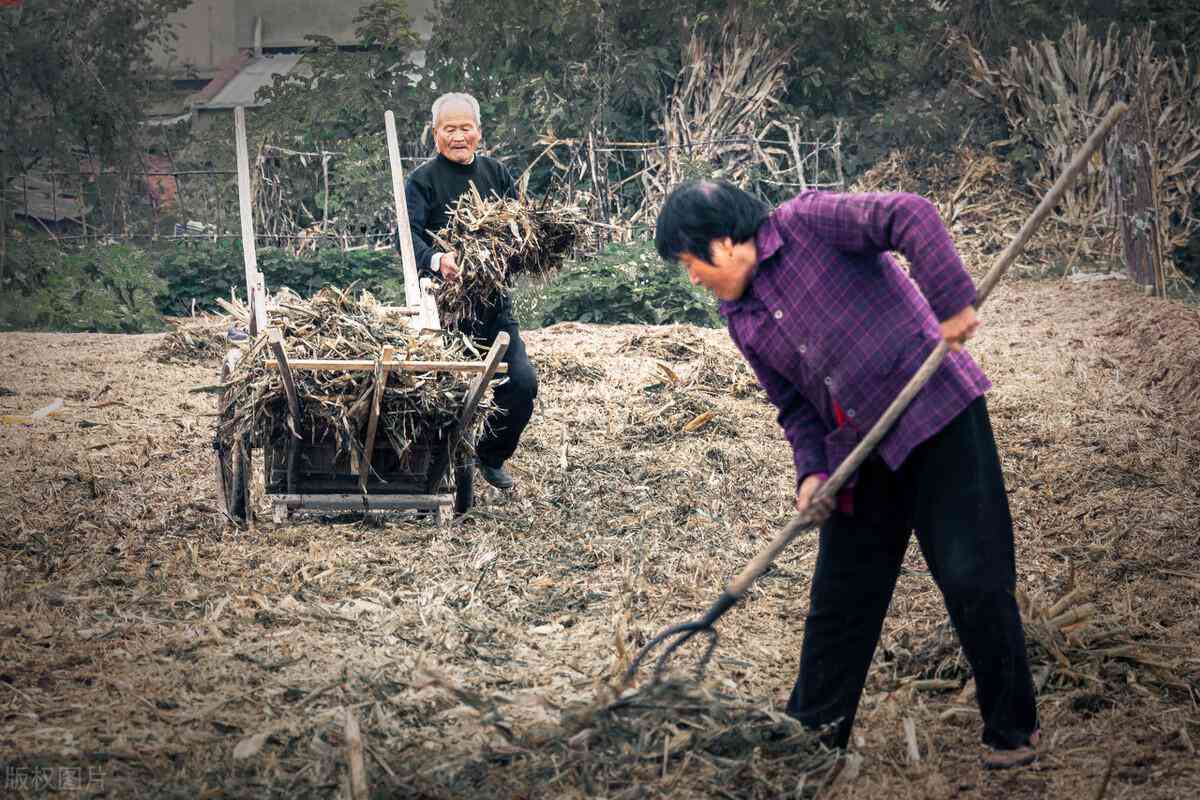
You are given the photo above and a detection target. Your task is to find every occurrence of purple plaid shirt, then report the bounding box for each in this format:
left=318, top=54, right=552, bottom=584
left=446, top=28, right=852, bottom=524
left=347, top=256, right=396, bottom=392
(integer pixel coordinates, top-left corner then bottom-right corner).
left=720, top=191, right=991, bottom=488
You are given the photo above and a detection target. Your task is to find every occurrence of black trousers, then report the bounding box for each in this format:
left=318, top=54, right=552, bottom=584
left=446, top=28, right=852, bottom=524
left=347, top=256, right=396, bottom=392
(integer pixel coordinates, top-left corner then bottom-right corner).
left=786, top=396, right=1038, bottom=750
left=467, top=309, right=537, bottom=468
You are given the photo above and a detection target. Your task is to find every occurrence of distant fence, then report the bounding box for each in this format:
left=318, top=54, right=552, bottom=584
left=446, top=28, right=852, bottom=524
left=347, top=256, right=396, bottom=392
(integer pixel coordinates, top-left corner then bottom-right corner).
left=2, top=124, right=844, bottom=260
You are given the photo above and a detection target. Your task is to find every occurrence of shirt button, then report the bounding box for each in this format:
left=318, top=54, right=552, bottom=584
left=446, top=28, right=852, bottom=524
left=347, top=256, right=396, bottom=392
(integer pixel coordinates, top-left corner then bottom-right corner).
left=773, top=309, right=783, bottom=320
left=824, top=376, right=833, bottom=387
left=798, top=345, right=807, bottom=354
left=846, top=408, right=856, bottom=418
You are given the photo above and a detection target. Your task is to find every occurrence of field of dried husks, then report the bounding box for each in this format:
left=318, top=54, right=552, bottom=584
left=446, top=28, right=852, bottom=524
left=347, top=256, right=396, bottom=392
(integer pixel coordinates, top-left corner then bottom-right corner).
left=1, top=277, right=1198, bottom=799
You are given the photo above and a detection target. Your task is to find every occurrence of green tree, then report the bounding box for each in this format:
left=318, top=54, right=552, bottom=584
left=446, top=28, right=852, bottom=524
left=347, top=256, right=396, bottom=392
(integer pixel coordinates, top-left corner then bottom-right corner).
left=0, top=0, right=187, bottom=278
left=252, top=0, right=428, bottom=148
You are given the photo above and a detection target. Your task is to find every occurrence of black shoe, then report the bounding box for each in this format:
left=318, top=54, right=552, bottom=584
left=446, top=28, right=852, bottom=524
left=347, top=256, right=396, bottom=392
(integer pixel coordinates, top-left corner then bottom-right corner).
left=478, top=461, right=514, bottom=490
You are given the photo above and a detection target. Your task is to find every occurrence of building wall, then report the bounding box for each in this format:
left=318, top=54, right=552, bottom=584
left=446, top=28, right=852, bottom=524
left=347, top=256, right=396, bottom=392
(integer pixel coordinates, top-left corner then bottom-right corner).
left=240, top=0, right=436, bottom=46
left=157, top=0, right=438, bottom=78
left=156, top=0, right=238, bottom=78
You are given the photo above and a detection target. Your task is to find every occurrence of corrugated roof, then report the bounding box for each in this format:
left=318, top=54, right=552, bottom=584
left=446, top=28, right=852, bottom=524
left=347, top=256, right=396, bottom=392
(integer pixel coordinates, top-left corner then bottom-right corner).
left=194, top=52, right=303, bottom=110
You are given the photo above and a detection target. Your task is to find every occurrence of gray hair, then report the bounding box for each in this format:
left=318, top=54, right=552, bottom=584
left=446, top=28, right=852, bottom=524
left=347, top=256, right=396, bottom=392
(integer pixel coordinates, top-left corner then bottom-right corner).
left=431, top=92, right=481, bottom=128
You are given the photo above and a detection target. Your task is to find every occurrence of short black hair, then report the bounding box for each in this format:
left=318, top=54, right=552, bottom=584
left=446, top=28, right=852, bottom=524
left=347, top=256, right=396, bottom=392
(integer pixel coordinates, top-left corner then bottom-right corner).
left=654, top=180, right=770, bottom=263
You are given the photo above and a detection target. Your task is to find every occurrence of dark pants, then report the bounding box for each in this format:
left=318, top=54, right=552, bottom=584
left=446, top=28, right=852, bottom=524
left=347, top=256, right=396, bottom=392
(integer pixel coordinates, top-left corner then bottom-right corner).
left=468, top=308, right=537, bottom=468
left=786, top=397, right=1038, bottom=750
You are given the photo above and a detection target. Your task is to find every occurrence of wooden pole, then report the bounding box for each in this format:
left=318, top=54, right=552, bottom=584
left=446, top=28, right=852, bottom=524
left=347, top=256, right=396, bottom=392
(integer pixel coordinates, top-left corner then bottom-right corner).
left=834, top=121, right=845, bottom=188
left=344, top=709, right=369, bottom=800
left=787, top=124, right=805, bottom=190
left=418, top=276, right=441, bottom=331
left=266, top=327, right=303, bottom=435
left=264, top=359, right=508, bottom=374
left=385, top=110, right=421, bottom=308
left=234, top=106, right=268, bottom=334
left=459, top=332, right=509, bottom=429
left=358, top=345, right=395, bottom=492
left=78, top=173, right=88, bottom=240
left=0, top=153, right=7, bottom=283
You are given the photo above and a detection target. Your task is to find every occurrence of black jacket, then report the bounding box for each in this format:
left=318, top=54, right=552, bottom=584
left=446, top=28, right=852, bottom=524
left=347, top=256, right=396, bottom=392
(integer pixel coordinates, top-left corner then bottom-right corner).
left=403, top=153, right=517, bottom=279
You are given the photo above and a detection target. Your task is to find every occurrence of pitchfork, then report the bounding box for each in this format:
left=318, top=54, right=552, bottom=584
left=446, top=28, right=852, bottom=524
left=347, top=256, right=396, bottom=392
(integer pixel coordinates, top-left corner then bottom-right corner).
left=624, top=102, right=1128, bottom=686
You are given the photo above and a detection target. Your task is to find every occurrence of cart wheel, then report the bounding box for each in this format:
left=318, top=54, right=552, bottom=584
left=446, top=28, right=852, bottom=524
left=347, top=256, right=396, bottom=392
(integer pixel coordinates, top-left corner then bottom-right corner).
left=453, top=462, right=474, bottom=515
left=216, top=350, right=252, bottom=524
left=218, top=436, right=252, bottom=523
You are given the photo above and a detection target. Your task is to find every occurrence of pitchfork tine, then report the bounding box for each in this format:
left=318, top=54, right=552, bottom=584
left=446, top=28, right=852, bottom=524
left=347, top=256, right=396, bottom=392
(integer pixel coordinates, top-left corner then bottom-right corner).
left=624, top=592, right=739, bottom=685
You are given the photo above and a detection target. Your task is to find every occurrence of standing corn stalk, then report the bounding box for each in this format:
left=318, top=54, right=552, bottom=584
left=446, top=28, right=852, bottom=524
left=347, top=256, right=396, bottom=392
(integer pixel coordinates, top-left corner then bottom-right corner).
left=634, top=21, right=795, bottom=228
left=966, top=21, right=1200, bottom=287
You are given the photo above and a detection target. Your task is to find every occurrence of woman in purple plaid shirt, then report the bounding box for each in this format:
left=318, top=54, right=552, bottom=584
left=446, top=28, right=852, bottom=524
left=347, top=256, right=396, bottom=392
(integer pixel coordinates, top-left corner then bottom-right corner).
left=655, top=180, right=1040, bottom=769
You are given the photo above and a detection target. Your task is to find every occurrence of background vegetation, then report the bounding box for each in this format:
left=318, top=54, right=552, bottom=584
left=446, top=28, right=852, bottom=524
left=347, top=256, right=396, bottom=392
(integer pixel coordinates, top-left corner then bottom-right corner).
left=1, top=0, right=1198, bottom=332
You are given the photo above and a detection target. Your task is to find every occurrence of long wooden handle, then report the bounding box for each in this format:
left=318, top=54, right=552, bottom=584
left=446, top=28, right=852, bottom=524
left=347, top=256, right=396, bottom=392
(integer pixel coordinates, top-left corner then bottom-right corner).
left=725, top=102, right=1128, bottom=597
left=234, top=107, right=269, bottom=335
left=385, top=110, right=422, bottom=309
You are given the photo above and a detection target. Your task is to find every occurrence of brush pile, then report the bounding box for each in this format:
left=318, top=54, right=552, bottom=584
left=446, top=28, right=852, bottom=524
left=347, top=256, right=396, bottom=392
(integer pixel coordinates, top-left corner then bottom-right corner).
left=432, top=187, right=585, bottom=326
left=216, top=285, right=494, bottom=459
left=406, top=677, right=841, bottom=798
left=150, top=318, right=229, bottom=364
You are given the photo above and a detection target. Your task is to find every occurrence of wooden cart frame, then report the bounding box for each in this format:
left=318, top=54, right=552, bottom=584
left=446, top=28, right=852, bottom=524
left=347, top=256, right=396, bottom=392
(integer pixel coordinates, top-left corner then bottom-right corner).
left=215, top=108, right=506, bottom=525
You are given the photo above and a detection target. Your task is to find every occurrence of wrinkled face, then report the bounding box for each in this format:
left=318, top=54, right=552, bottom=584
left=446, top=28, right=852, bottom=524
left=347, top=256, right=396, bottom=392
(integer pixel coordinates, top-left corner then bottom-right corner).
left=434, top=102, right=481, bottom=164
left=678, top=237, right=758, bottom=301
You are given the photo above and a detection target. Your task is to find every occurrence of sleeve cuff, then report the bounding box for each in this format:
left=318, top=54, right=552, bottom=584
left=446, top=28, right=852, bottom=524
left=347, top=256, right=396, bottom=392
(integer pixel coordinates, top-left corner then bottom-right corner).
left=930, top=278, right=978, bottom=322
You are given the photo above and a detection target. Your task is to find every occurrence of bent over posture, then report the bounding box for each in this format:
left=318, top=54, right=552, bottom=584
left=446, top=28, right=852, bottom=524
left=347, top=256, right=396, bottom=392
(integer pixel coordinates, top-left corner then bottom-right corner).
left=403, top=92, right=537, bottom=490
left=654, top=180, right=1040, bottom=769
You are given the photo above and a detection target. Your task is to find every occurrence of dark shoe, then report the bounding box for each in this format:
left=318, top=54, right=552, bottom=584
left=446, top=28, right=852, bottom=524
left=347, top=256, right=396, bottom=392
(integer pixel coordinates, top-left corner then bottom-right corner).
left=478, top=461, right=514, bottom=490
left=983, top=729, right=1040, bottom=770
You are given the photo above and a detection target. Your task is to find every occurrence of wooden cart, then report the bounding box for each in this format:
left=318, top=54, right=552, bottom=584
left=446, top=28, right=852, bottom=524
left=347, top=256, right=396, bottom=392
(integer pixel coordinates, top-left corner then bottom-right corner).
left=216, top=330, right=508, bottom=525
left=214, top=108, right=505, bottom=525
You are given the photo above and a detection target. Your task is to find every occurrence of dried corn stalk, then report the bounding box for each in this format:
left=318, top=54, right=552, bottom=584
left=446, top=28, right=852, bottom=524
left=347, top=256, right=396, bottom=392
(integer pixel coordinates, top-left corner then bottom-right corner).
left=966, top=21, right=1200, bottom=283
left=634, top=21, right=795, bottom=227
left=431, top=185, right=585, bottom=326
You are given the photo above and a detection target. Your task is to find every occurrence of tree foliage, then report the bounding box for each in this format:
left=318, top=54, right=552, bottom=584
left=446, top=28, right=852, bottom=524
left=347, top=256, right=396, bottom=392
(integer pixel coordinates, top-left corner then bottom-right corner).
left=252, top=0, right=429, bottom=148
left=0, top=0, right=187, bottom=172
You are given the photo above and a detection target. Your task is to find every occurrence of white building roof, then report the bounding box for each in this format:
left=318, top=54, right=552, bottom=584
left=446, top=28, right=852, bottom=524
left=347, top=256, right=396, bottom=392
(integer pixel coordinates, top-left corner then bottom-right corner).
left=195, top=53, right=304, bottom=110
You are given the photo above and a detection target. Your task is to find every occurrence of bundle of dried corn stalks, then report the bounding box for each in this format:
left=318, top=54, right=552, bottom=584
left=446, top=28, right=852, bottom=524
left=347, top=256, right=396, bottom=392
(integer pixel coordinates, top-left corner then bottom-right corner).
left=633, top=21, right=795, bottom=227
left=432, top=186, right=585, bottom=327
left=151, top=319, right=228, bottom=364
left=216, top=286, right=494, bottom=461
left=966, top=21, right=1200, bottom=284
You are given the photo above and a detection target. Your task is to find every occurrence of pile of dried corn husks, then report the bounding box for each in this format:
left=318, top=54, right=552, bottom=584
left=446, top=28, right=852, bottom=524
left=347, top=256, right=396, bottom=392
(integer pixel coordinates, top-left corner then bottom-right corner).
left=404, top=676, right=841, bottom=798
left=432, top=186, right=585, bottom=326
left=151, top=319, right=228, bottom=364
left=217, top=286, right=494, bottom=460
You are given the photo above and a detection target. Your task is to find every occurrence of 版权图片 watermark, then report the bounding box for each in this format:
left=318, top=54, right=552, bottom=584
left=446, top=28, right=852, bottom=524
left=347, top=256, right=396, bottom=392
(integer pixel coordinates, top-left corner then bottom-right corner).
left=4, top=764, right=105, bottom=792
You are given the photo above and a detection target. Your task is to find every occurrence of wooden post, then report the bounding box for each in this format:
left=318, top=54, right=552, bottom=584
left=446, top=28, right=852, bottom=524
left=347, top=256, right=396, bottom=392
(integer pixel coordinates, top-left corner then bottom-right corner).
left=358, top=345, right=395, bottom=492
left=385, top=110, right=422, bottom=308
left=266, top=327, right=302, bottom=435
left=78, top=173, right=88, bottom=240
left=234, top=106, right=268, bottom=335
left=459, top=333, right=509, bottom=429
left=0, top=154, right=7, bottom=283
left=419, top=277, right=441, bottom=331
left=787, top=124, right=806, bottom=190
left=1110, top=116, right=1162, bottom=295
left=834, top=121, right=845, bottom=189
left=322, top=152, right=330, bottom=226
left=344, top=709, right=369, bottom=800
